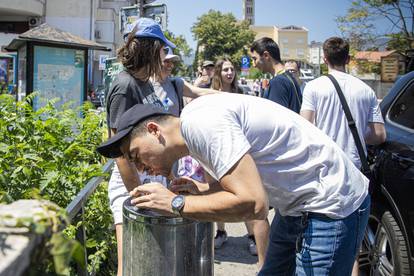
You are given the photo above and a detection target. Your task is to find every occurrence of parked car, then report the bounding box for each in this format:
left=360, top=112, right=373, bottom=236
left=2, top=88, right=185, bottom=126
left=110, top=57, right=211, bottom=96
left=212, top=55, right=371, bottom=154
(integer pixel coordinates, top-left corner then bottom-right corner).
left=90, top=86, right=106, bottom=108
left=359, top=71, right=414, bottom=275
left=299, top=69, right=315, bottom=81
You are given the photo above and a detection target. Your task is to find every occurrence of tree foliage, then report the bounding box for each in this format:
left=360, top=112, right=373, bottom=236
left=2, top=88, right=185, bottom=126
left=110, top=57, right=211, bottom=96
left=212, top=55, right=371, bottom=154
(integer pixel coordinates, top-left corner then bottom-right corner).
left=191, top=10, right=256, bottom=69
left=337, top=0, right=414, bottom=52
left=164, top=31, right=192, bottom=77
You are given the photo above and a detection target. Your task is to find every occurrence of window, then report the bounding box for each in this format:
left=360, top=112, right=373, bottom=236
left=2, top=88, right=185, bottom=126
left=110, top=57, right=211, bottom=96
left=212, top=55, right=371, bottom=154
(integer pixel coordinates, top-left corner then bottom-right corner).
left=389, top=81, right=414, bottom=130
left=297, top=38, right=304, bottom=44
left=282, top=38, right=288, bottom=44
left=297, top=49, right=304, bottom=58
left=283, top=48, right=289, bottom=57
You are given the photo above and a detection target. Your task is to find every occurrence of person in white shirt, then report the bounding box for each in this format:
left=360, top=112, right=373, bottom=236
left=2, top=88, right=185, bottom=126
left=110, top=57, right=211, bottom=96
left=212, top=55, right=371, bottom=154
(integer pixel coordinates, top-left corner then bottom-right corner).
left=97, top=93, right=371, bottom=275
left=300, top=36, right=386, bottom=275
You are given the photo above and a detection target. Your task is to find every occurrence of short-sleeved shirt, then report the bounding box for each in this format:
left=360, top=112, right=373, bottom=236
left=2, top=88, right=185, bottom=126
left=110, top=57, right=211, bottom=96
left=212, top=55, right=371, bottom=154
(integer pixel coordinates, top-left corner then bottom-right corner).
left=263, top=72, right=302, bottom=113
left=301, top=70, right=384, bottom=168
left=152, top=77, right=185, bottom=116
left=106, top=70, right=164, bottom=130
left=180, top=93, right=368, bottom=219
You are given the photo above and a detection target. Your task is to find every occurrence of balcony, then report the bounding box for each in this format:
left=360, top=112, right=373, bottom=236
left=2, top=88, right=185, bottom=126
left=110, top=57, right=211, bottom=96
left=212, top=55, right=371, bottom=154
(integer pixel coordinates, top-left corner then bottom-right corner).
left=0, top=0, right=44, bottom=17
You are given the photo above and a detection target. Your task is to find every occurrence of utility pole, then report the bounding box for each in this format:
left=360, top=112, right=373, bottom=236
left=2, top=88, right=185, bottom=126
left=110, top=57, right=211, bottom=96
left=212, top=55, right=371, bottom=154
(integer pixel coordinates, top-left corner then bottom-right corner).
left=317, top=44, right=321, bottom=77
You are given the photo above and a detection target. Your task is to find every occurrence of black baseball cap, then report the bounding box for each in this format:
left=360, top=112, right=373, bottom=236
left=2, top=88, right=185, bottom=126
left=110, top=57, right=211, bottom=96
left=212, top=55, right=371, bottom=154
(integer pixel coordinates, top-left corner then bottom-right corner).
left=97, top=104, right=172, bottom=158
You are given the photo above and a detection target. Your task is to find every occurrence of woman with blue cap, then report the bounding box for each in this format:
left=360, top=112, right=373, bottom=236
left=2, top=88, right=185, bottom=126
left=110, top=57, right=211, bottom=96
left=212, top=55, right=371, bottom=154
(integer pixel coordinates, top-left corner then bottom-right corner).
left=106, top=17, right=176, bottom=276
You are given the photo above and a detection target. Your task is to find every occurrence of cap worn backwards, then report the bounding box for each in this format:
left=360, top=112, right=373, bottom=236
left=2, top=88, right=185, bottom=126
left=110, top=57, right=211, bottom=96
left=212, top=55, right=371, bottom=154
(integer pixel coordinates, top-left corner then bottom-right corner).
left=96, top=104, right=173, bottom=158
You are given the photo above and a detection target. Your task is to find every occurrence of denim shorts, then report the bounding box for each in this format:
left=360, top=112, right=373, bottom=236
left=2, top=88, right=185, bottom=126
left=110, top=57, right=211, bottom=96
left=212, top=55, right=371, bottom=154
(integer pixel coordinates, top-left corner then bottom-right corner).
left=259, top=195, right=370, bottom=276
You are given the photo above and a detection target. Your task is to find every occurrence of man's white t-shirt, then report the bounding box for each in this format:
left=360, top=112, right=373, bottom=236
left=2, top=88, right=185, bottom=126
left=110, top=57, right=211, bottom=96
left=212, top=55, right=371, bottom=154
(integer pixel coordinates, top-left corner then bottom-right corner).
left=180, top=93, right=368, bottom=219
left=301, top=70, right=383, bottom=168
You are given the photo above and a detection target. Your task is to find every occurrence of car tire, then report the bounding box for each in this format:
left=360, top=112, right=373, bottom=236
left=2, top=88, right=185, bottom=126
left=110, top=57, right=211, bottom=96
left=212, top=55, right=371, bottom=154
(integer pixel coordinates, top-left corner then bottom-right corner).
left=359, top=210, right=411, bottom=275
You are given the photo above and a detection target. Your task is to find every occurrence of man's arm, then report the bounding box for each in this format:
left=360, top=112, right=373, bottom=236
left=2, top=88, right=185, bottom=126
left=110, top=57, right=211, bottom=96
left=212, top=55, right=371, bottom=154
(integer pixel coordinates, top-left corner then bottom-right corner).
left=131, top=153, right=269, bottom=221
left=183, top=153, right=269, bottom=221
left=111, top=128, right=141, bottom=192
left=182, top=81, right=218, bottom=98
left=300, top=110, right=315, bottom=124
left=365, top=122, right=386, bottom=145
left=193, top=75, right=210, bottom=88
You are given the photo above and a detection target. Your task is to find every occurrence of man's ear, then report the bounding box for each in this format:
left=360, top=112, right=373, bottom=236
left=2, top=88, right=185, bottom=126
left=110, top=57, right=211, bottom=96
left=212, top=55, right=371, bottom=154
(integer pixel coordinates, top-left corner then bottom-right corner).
left=146, top=122, right=161, bottom=136
left=263, top=51, right=271, bottom=60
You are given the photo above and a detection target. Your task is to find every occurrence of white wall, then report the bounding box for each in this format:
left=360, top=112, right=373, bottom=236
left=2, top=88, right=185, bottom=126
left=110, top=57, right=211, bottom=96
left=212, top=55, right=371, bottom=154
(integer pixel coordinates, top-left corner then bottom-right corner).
left=0, top=33, right=19, bottom=49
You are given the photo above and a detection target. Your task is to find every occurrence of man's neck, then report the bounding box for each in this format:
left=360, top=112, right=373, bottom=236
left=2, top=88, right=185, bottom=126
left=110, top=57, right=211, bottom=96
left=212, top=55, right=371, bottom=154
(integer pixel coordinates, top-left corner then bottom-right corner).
left=328, top=65, right=346, bottom=73
left=171, top=118, right=190, bottom=158
left=271, top=63, right=285, bottom=76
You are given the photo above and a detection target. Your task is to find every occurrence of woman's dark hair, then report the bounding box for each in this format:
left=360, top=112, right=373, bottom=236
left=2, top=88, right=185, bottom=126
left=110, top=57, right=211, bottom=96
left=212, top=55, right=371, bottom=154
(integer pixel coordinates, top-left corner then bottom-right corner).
left=323, top=37, right=349, bottom=67
left=211, top=58, right=242, bottom=94
left=117, top=32, right=164, bottom=82
left=250, top=37, right=281, bottom=63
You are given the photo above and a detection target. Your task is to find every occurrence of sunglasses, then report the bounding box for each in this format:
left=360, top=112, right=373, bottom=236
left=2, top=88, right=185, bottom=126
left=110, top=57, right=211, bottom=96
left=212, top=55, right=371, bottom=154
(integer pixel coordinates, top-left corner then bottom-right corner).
left=163, top=47, right=170, bottom=55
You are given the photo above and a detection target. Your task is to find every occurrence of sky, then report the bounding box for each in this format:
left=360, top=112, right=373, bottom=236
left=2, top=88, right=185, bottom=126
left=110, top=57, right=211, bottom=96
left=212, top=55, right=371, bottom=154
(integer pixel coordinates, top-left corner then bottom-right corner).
left=161, top=0, right=356, bottom=50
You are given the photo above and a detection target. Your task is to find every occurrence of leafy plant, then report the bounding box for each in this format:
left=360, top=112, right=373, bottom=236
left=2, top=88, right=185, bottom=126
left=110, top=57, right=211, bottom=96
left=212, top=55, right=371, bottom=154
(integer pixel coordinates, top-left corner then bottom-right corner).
left=0, top=94, right=116, bottom=275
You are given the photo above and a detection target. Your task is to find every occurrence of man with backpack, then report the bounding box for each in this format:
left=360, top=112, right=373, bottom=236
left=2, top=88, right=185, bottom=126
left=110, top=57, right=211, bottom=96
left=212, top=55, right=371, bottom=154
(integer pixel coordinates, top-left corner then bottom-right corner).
left=250, top=37, right=302, bottom=113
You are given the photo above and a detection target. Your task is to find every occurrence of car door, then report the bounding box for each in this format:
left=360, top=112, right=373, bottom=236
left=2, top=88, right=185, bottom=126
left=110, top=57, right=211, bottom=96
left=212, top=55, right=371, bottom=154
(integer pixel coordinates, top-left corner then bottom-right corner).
left=381, top=78, right=414, bottom=260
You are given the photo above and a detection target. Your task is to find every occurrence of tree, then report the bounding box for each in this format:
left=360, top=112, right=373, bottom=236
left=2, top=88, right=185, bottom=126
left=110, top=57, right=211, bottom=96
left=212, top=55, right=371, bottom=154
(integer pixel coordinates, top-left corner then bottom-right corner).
left=247, top=67, right=264, bottom=80
left=164, top=31, right=192, bottom=77
left=337, top=0, right=414, bottom=52
left=191, top=10, right=256, bottom=70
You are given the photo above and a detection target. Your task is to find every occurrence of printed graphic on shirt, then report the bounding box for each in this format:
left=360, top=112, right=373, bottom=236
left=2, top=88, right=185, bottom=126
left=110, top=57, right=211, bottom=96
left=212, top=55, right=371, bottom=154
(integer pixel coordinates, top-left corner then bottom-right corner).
left=142, top=93, right=165, bottom=109
left=176, top=156, right=205, bottom=182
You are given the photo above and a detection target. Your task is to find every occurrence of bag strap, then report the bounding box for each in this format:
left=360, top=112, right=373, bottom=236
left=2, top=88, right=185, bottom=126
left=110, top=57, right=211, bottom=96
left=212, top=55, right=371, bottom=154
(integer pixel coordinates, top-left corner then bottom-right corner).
left=326, top=74, right=370, bottom=173
left=283, top=72, right=302, bottom=106
left=171, top=78, right=184, bottom=114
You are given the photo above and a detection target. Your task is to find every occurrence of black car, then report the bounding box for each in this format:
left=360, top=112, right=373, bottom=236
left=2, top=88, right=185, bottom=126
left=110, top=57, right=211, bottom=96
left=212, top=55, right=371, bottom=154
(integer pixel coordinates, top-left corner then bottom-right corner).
left=360, top=71, right=414, bottom=275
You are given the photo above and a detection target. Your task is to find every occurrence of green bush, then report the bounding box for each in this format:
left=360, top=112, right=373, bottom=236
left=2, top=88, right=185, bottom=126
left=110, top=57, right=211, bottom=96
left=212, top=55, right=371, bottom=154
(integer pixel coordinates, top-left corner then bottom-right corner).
left=0, top=94, right=116, bottom=275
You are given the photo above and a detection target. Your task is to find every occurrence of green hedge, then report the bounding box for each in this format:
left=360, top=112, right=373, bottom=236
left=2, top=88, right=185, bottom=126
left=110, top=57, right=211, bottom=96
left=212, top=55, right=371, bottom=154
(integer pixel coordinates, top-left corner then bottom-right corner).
left=0, top=94, right=116, bottom=275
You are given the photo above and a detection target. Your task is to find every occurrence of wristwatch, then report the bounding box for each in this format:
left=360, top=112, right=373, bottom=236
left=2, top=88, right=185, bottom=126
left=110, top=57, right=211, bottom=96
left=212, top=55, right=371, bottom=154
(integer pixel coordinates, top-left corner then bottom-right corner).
left=171, top=195, right=185, bottom=216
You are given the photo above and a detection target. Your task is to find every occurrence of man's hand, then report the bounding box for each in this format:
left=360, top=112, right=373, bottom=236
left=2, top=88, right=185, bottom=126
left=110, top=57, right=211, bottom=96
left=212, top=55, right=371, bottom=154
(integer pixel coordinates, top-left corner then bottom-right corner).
left=170, top=176, right=210, bottom=195
left=130, top=183, right=177, bottom=216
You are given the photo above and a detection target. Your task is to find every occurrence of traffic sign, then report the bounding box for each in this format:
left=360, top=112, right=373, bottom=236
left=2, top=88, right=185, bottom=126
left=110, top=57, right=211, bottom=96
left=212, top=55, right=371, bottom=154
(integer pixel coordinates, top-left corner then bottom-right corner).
left=99, top=55, right=109, bottom=70
left=241, top=55, right=250, bottom=69
left=144, top=3, right=167, bottom=31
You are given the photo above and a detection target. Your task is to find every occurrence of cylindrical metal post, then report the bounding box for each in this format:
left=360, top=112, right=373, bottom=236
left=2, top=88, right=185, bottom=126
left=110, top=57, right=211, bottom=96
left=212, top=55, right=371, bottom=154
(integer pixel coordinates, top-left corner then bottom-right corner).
left=122, top=198, right=214, bottom=276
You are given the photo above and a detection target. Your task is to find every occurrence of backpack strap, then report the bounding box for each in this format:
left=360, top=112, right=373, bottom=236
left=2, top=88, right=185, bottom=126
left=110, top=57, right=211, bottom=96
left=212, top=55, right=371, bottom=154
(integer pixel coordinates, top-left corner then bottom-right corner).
left=283, top=72, right=302, bottom=106
left=171, top=78, right=184, bottom=114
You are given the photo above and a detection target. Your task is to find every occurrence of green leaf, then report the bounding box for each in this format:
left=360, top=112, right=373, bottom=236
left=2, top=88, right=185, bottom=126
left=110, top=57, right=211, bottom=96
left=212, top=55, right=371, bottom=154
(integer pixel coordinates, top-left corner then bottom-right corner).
left=40, top=171, right=59, bottom=192
left=85, top=238, right=98, bottom=248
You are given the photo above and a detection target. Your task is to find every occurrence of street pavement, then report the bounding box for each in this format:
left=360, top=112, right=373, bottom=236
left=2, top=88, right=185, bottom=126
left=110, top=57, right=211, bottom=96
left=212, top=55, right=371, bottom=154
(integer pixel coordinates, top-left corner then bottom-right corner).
left=214, top=210, right=275, bottom=276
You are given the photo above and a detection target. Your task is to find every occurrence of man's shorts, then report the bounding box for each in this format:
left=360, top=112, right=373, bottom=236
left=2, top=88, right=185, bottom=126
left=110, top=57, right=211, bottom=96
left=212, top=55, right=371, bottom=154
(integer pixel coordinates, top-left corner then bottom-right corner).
left=108, top=164, right=167, bottom=225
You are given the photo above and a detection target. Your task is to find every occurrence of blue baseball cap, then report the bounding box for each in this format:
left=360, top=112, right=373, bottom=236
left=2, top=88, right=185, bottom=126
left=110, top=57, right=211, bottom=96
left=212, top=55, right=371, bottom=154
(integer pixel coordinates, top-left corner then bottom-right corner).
left=123, top=17, right=176, bottom=49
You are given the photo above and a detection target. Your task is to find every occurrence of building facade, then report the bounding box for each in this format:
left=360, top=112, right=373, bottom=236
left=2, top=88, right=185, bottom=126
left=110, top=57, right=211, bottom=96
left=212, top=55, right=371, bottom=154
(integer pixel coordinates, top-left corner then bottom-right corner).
left=0, top=0, right=138, bottom=90
left=250, top=25, right=309, bottom=62
left=308, top=41, right=324, bottom=65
